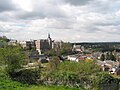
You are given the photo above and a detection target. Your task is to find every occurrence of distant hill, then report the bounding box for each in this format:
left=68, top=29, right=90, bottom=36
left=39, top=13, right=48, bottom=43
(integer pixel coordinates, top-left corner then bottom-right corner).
left=71, top=42, right=120, bottom=52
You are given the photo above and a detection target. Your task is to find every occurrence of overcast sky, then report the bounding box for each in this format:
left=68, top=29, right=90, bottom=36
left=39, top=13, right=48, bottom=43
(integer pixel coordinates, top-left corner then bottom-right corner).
left=0, top=0, right=120, bottom=42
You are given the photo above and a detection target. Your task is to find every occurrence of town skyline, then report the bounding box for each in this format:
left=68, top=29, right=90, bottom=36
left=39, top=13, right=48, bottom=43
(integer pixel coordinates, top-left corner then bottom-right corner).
left=0, top=0, right=120, bottom=42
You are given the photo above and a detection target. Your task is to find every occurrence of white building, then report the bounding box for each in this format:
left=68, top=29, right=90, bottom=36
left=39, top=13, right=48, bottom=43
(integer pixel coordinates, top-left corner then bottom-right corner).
left=67, top=55, right=79, bottom=62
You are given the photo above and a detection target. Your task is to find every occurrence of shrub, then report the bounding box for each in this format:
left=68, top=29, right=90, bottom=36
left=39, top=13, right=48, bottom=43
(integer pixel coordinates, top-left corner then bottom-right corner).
left=14, top=69, right=40, bottom=84
left=92, top=72, right=119, bottom=90
left=45, top=61, right=101, bottom=89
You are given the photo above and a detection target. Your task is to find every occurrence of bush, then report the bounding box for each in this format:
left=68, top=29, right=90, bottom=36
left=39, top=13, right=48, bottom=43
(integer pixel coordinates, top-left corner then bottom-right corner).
left=0, top=46, right=26, bottom=78
left=92, top=72, right=119, bottom=90
left=14, top=69, right=40, bottom=84
left=45, top=61, right=101, bottom=89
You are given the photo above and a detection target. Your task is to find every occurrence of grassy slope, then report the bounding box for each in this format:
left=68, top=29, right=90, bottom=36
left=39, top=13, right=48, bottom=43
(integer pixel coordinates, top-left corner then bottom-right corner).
left=0, top=65, right=81, bottom=90
left=0, top=78, right=81, bottom=90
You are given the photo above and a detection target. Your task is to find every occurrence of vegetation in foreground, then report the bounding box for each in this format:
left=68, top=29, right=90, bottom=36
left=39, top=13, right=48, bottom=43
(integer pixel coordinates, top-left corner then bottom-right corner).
left=0, top=37, right=119, bottom=90
left=0, top=75, right=81, bottom=90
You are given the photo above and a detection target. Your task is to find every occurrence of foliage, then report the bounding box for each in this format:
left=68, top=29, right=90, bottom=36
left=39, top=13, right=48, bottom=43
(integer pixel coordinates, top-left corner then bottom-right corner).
left=46, top=61, right=101, bottom=89
left=94, top=72, right=119, bottom=85
left=85, top=58, right=94, bottom=63
left=0, top=68, right=80, bottom=90
left=24, top=85, right=81, bottom=90
left=100, top=52, right=116, bottom=61
left=0, top=40, right=7, bottom=47
left=0, top=46, right=26, bottom=78
left=57, top=61, right=100, bottom=76
left=0, top=36, right=9, bottom=42
left=0, top=78, right=28, bottom=90
left=43, top=42, right=72, bottom=56
left=0, top=45, right=42, bottom=85
left=14, top=68, right=41, bottom=84
left=109, top=52, right=116, bottom=61
left=48, top=56, right=60, bottom=72
left=44, top=49, right=57, bottom=56
left=60, top=42, right=72, bottom=55
left=100, top=54, right=105, bottom=61
left=92, top=72, right=119, bottom=90
left=0, top=66, right=28, bottom=90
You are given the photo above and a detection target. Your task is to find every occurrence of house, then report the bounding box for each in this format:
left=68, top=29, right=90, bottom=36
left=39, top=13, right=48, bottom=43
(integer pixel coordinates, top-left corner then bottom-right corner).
left=67, top=55, right=79, bottom=62
left=8, top=39, right=17, bottom=46
left=97, top=60, right=113, bottom=71
left=109, top=62, right=120, bottom=75
left=97, top=60, right=120, bottom=75
left=38, top=54, right=48, bottom=63
left=72, top=44, right=82, bottom=52
left=67, top=54, right=86, bottom=62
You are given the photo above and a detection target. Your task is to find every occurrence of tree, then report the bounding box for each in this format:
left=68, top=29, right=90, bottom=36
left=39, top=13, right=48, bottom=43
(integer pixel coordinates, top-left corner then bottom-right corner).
left=109, top=52, right=116, bottom=61
left=106, top=52, right=110, bottom=60
left=92, top=72, right=119, bottom=90
left=43, top=49, right=56, bottom=56
left=47, top=61, right=101, bottom=88
left=48, top=56, right=60, bottom=72
left=100, top=54, right=105, bottom=61
left=0, top=46, right=26, bottom=78
left=60, top=42, right=72, bottom=55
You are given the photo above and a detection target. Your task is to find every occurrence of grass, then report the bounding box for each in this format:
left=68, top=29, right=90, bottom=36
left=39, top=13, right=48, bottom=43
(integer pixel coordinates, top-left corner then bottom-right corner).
left=0, top=79, right=81, bottom=90
left=0, top=76, right=81, bottom=90
left=18, top=86, right=81, bottom=90
left=0, top=80, right=81, bottom=90
left=0, top=77, right=83, bottom=90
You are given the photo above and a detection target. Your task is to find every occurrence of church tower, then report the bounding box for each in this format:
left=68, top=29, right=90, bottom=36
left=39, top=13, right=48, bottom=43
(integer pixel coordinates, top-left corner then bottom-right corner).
left=48, top=33, right=52, bottom=49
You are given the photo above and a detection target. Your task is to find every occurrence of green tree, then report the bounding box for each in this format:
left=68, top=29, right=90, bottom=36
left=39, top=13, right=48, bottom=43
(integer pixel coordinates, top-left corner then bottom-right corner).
left=106, top=52, right=110, bottom=60
left=47, top=61, right=101, bottom=88
left=48, top=56, right=60, bottom=72
left=109, top=52, right=116, bottom=61
left=0, top=46, right=26, bottom=78
left=92, top=72, right=119, bottom=90
left=60, top=42, right=72, bottom=55
left=100, top=54, right=105, bottom=61
left=44, top=49, right=56, bottom=56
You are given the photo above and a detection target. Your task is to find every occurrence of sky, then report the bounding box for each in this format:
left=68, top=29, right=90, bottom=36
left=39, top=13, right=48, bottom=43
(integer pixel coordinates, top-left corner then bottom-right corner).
left=0, top=0, right=120, bottom=42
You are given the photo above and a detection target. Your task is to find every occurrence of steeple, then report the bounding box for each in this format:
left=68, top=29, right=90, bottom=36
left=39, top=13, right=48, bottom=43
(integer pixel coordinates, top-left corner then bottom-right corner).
left=47, top=33, right=52, bottom=49
left=48, top=33, right=50, bottom=38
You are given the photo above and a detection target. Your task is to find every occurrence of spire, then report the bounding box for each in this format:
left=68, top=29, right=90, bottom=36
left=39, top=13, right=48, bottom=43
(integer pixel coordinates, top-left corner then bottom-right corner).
left=48, top=33, right=50, bottom=38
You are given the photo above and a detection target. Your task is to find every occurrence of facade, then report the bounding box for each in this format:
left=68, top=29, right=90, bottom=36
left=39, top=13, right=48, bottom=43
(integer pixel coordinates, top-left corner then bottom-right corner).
left=72, top=44, right=81, bottom=52
left=8, top=39, right=17, bottom=46
left=52, top=41, right=62, bottom=49
left=67, top=54, right=86, bottom=62
left=35, top=39, right=50, bottom=50
left=35, top=34, right=52, bottom=52
left=19, top=40, right=35, bottom=50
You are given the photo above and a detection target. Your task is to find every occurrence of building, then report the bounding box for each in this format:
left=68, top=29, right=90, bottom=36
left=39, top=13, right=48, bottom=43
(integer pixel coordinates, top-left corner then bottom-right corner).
left=52, top=41, right=62, bottom=49
left=67, top=55, right=79, bottom=62
left=35, top=34, right=52, bottom=53
left=72, top=44, right=81, bottom=52
left=8, top=39, right=17, bottom=46
left=19, top=40, right=35, bottom=50
left=67, top=54, right=86, bottom=62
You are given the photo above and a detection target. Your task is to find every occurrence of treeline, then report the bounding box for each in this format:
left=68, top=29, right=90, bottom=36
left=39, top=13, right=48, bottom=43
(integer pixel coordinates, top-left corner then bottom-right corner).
left=0, top=36, right=9, bottom=42
left=43, top=42, right=72, bottom=56
left=72, top=42, right=120, bottom=52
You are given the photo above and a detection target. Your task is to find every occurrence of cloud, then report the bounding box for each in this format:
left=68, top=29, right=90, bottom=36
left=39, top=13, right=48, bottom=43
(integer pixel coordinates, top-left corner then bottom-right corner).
left=0, top=0, right=17, bottom=12
left=0, top=0, right=120, bottom=42
left=13, top=0, right=66, bottom=19
left=64, top=0, right=91, bottom=6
